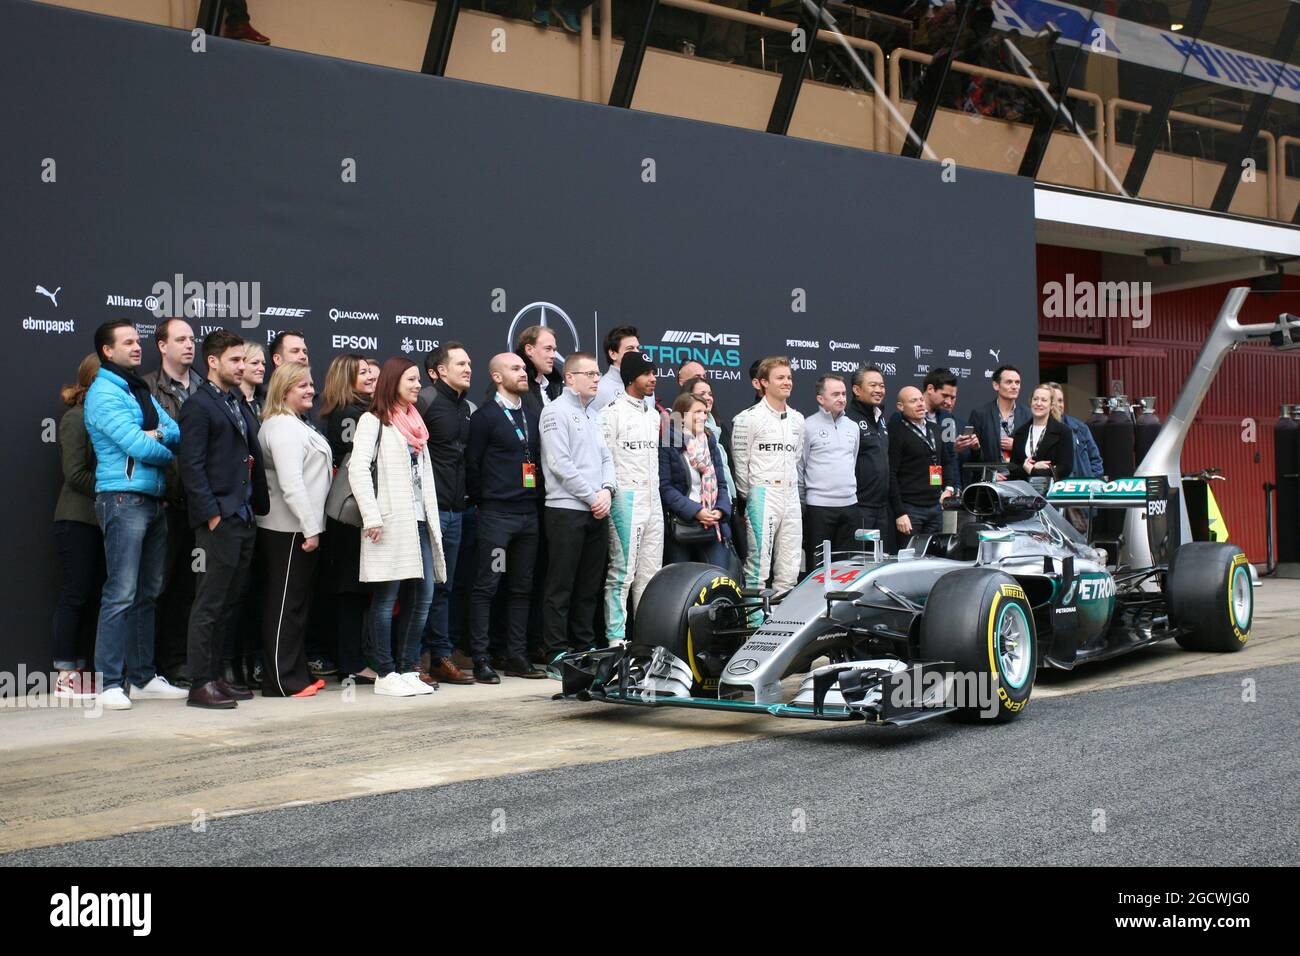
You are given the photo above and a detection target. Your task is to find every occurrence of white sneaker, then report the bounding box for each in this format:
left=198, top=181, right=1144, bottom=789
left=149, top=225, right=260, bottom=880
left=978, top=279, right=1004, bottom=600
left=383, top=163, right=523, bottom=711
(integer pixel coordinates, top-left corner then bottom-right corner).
left=374, top=672, right=418, bottom=697
left=98, top=686, right=133, bottom=710
left=130, top=675, right=189, bottom=700
left=399, top=672, right=436, bottom=696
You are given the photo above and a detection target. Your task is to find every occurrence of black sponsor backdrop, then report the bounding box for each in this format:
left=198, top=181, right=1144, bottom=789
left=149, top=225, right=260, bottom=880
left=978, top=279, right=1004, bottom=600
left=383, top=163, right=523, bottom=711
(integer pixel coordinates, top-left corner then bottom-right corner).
left=0, top=0, right=1036, bottom=672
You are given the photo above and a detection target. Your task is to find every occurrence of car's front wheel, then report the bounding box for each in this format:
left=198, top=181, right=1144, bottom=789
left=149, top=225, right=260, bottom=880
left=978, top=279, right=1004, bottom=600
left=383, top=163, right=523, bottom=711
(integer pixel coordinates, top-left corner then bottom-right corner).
left=918, top=568, right=1037, bottom=722
left=634, top=562, right=744, bottom=693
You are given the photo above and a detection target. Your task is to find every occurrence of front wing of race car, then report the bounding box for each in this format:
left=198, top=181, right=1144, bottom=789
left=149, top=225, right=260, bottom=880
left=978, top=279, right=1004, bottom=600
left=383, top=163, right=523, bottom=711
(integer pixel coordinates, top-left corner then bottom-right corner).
left=555, top=643, right=963, bottom=728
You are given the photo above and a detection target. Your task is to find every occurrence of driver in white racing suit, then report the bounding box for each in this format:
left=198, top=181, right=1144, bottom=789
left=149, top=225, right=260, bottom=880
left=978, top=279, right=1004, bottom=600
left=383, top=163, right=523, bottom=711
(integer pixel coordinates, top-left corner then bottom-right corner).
left=731, top=357, right=805, bottom=609
left=598, top=351, right=664, bottom=642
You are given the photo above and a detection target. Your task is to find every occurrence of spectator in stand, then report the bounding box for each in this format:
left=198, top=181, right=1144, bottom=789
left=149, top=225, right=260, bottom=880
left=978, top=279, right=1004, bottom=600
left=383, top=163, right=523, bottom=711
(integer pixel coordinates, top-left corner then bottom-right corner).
left=593, top=325, right=643, bottom=413
left=844, top=365, right=893, bottom=548
left=418, top=342, right=476, bottom=686
left=889, top=385, right=954, bottom=539
left=319, top=354, right=377, bottom=684
left=539, top=352, right=616, bottom=659
left=257, top=362, right=332, bottom=698
left=269, top=329, right=309, bottom=369
left=85, top=320, right=187, bottom=711
left=965, top=364, right=1029, bottom=482
left=799, top=374, right=861, bottom=557
left=532, top=0, right=593, bottom=33
left=516, top=325, right=563, bottom=415
left=598, top=350, right=664, bottom=643
left=220, top=1, right=271, bottom=45
left=179, top=329, right=269, bottom=709
left=681, top=376, right=735, bottom=500
left=465, top=353, right=548, bottom=682
left=142, top=318, right=202, bottom=687
left=700, top=0, right=747, bottom=64
left=660, top=391, right=733, bottom=567
left=348, top=357, right=448, bottom=698
left=1009, top=384, right=1073, bottom=482
left=52, top=354, right=104, bottom=700
left=1049, top=383, right=1104, bottom=478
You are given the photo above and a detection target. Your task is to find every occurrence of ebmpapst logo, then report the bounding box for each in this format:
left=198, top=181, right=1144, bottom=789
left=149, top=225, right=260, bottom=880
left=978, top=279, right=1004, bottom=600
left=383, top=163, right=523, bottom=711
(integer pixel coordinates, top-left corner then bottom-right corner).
left=26, top=284, right=75, bottom=335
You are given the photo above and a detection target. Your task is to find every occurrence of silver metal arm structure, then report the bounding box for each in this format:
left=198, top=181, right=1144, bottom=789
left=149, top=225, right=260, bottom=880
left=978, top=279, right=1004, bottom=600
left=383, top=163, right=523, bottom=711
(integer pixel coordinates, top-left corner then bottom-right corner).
left=1123, top=287, right=1300, bottom=569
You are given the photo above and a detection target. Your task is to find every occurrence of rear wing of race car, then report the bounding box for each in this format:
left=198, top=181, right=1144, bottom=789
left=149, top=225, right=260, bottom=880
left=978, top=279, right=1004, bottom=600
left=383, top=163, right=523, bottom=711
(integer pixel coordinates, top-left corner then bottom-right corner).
left=1046, top=476, right=1176, bottom=566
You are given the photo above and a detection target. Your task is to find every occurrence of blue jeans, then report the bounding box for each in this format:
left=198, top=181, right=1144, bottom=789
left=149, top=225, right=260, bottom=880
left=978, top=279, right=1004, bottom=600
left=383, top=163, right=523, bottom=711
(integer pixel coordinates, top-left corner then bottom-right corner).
left=367, top=521, right=436, bottom=676
left=94, top=492, right=168, bottom=690
left=904, top=503, right=944, bottom=537
left=420, top=510, right=463, bottom=660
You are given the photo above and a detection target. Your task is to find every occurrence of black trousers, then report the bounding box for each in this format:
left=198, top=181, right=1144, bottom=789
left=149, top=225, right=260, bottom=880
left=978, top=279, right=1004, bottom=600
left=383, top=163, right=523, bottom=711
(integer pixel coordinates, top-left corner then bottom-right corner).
left=469, top=510, right=539, bottom=663
left=804, top=503, right=860, bottom=562
left=542, top=507, right=609, bottom=656
left=51, top=520, right=104, bottom=669
left=259, top=528, right=320, bottom=696
left=187, top=516, right=256, bottom=685
left=155, top=504, right=195, bottom=677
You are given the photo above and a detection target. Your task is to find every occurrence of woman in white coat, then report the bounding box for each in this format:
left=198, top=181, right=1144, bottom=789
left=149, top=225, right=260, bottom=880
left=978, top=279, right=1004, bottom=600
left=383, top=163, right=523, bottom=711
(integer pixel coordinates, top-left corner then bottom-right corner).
left=348, top=357, right=447, bottom=697
left=257, top=363, right=333, bottom=698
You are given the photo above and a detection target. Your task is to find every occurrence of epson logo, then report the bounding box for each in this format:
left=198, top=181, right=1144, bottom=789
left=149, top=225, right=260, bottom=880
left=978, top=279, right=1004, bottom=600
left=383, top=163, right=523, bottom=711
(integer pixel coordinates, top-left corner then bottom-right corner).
left=330, top=308, right=380, bottom=322
left=261, top=306, right=310, bottom=318
left=830, top=360, right=859, bottom=372
left=395, top=314, right=444, bottom=327
left=785, top=338, right=820, bottom=349
left=756, top=442, right=797, bottom=452
left=870, top=345, right=899, bottom=353
left=333, top=334, right=379, bottom=350
left=663, top=330, right=739, bottom=346
left=829, top=340, right=860, bottom=351
left=1148, top=499, right=1168, bottom=516
left=948, top=348, right=972, bottom=359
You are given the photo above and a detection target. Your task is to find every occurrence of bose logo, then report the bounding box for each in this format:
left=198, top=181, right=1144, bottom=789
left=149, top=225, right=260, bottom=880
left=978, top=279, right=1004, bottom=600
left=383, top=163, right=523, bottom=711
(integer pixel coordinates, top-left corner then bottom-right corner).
left=870, top=345, right=899, bottom=353
left=261, top=307, right=309, bottom=318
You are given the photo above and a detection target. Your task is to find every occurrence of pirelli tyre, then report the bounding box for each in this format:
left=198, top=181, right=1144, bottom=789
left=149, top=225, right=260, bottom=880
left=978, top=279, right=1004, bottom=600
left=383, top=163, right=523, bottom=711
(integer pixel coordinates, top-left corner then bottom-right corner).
left=633, top=562, right=743, bottom=691
left=918, top=568, right=1037, bottom=722
left=1167, top=543, right=1253, bottom=653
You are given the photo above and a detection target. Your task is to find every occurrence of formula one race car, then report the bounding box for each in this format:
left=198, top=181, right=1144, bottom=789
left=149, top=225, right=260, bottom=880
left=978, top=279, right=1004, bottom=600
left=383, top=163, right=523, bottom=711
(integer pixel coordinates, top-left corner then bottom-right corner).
left=555, top=290, right=1292, bottom=727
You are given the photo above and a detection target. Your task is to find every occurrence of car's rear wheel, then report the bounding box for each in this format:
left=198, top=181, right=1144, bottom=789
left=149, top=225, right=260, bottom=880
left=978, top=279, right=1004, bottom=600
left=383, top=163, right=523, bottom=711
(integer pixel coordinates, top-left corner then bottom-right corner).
left=633, top=562, right=744, bottom=692
left=1167, top=542, right=1252, bottom=652
left=918, top=568, right=1037, bottom=722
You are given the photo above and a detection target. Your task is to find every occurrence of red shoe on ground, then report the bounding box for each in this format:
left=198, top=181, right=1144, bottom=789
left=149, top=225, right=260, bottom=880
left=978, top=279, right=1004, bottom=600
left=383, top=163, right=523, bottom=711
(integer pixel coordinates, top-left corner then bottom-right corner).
left=222, top=22, right=271, bottom=45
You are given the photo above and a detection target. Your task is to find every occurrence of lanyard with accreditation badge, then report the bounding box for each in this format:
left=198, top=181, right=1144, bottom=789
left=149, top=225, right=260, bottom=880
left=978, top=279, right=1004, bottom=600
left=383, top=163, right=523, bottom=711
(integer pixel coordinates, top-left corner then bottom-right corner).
left=912, top=420, right=943, bottom=487
left=498, top=395, right=536, bottom=488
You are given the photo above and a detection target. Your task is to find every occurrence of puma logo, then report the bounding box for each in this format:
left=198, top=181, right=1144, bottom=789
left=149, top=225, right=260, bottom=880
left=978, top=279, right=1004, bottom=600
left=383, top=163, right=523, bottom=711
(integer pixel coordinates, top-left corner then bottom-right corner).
left=36, top=285, right=61, bottom=307
left=988, top=348, right=1001, bottom=361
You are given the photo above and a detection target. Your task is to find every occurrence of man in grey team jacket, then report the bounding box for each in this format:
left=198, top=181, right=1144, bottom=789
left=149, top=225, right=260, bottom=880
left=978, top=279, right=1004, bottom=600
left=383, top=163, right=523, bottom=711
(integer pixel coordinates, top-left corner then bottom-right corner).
left=538, top=351, right=617, bottom=660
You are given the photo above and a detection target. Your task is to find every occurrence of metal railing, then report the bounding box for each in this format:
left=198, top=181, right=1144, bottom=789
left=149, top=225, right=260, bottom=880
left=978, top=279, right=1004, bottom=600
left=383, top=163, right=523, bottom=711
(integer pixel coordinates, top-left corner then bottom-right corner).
left=1106, top=99, right=1279, bottom=219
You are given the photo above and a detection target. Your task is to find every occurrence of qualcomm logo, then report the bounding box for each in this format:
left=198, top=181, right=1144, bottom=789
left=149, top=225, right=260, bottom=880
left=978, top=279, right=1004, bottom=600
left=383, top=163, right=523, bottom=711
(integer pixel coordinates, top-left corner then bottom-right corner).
left=507, top=301, right=581, bottom=361
left=36, top=285, right=61, bottom=307
left=330, top=308, right=379, bottom=322
left=668, top=331, right=740, bottom=346
left=829, top=340, right=860, bottom=351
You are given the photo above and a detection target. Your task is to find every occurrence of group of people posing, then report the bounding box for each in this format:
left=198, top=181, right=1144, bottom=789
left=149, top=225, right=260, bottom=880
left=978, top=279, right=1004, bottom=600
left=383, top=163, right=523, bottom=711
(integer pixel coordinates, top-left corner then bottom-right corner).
left=50, top=318, right=1103, bottom=711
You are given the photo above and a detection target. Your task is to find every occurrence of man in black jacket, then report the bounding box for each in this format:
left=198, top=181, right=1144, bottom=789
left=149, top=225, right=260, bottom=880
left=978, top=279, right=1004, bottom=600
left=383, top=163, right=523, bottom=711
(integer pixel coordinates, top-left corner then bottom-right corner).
left=515, top=325, right=563, bottom=416
left=179, top=329, right=269, bottom=709
left=889, top=386, right=955, bottom=540
left=464, top=353, right=547, bottom=682
left=418, top=342, right=476, bottom=686
left=844, top=365, right=893, bottom=546
left=964, top=364, right=1030, bottom=483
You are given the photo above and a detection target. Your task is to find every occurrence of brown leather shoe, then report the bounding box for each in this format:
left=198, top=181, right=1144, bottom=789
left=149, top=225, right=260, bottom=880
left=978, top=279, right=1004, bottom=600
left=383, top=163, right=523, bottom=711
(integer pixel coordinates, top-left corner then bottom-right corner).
left=429, top=656, right=475, bottom=685
left=187, top=680, right=238, bottom=709
left=414, top=664, right=439, bottom=688
left=214, top=677, right=254, bottom=701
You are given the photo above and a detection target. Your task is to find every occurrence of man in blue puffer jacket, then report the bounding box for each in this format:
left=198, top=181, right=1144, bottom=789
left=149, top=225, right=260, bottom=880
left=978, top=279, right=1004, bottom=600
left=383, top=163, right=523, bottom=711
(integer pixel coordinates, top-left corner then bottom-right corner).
left=84, top=320, right=186, bottom=710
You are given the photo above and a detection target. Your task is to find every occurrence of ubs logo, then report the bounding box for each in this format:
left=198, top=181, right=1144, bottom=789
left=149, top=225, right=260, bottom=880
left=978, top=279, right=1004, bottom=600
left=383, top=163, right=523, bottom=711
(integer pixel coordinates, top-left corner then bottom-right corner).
left=507, top=301, right=582, bottom=363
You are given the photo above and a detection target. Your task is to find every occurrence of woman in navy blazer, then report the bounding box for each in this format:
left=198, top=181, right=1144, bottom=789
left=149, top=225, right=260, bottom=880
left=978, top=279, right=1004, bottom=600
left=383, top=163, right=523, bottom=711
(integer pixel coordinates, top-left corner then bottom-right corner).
left=659, top=392, right=732, bottom=567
